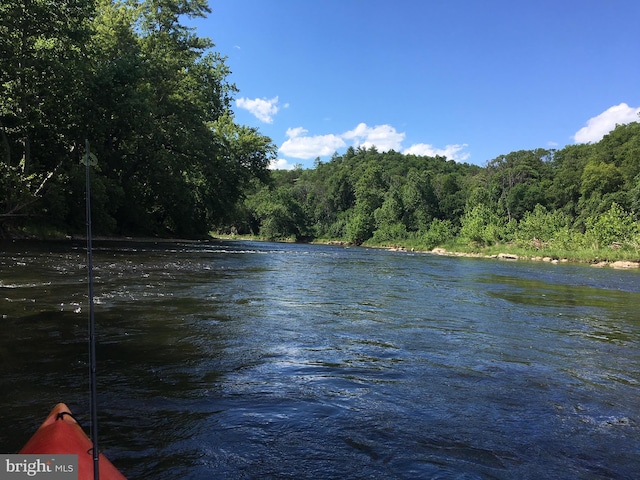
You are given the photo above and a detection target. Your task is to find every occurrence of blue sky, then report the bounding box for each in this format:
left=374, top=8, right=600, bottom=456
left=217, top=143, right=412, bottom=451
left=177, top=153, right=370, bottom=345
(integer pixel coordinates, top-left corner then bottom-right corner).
left=194, top=0, right=640, bottom=169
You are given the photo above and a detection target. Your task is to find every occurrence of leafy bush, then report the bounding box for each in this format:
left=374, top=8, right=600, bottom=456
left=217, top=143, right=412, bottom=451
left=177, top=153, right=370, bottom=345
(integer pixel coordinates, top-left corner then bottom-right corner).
left=372, top=222, right=408, bottom=243
left=550, top=226, right=587, bottom=250
left=423, top=219, right=456, bottom=249
left=459, top=204, right=505, bottom=246
left=515, top=204, right=570, bottom=249
left=346, top=210, right=374, bottom=245
left=585, top=202, right=639, bottom=249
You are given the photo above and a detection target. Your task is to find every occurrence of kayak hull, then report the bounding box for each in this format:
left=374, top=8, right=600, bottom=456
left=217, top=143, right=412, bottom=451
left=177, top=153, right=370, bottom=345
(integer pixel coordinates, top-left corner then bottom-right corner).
left=19, top=403, right=126, bottom=480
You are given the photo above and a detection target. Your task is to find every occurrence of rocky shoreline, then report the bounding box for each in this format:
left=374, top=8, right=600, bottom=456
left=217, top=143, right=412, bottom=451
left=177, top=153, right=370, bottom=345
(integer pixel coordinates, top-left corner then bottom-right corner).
left=381, top=245, right=640, bottom=270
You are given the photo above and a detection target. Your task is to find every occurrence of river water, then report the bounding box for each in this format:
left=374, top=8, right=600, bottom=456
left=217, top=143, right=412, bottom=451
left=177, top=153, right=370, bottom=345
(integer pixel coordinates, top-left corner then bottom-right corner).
left=0, top=240, right=639, bottom=479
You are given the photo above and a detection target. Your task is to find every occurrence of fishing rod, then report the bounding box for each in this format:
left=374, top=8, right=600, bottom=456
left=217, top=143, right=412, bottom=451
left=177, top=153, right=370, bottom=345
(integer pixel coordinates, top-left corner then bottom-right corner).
left=18, top=139, right=124, bottom=478
left=85, top=139, right=100, bottom=480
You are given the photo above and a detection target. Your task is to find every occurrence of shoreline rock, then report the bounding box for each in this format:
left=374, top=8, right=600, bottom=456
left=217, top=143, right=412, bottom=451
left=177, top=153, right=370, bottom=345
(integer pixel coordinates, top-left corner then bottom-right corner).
left=497, top=253, right=519, bottom=260
left=609, top=260, right=640, bottom=269
left=330, top=242, right=640, bottom=269
left=427, top=247, right=639, bottom=269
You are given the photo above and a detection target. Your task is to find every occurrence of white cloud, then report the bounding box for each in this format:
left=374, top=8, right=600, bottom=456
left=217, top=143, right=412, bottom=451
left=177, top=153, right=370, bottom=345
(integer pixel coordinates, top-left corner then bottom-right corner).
left=342, top=123, right=406, bottom=151
left=573, top=103, right=640, bottom=143
left=279, top=123, right=405, bottom=160
left=269, top=158, right=298, bottom=170
left=236, top=96, right=280, bottom=123
left=279, top=127, right=346, bottom=159
left=403, top=143, right=470, bottom=162
left=278, top=122, right=470, bottom=163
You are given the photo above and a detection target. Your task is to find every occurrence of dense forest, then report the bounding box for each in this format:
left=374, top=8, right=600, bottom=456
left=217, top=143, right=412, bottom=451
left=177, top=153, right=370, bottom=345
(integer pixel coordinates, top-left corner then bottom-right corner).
left=235, top=122, right=640, bottom=259
left=2, top=2, right=640, bottom=260
left=0, top=0, right=274, bottom=237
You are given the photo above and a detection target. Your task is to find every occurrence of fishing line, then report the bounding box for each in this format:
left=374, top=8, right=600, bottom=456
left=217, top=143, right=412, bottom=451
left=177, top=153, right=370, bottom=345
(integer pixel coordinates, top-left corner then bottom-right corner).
left=85, top=139, right=100, bottom=480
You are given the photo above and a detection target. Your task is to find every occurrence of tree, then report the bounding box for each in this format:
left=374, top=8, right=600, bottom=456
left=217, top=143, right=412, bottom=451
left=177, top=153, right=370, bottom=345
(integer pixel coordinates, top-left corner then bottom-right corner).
left=423, top=218, right=456, bottom=249
left=401, top=169, right=437, bottom=232
left=346, top=164, right=387, bottom=244
left=245, top=185, right=308, bottom=240
left=210, top=114, right=275, bottom=225
left=354, top=163, right=387, bottom=215
left=85, top=0, right=273, bottom=235
left=547, top=144, right=590, bottom=217
left=585, top=203, right=639, bottom=249
left=580, top=160, right=623, bottom=199
left=459, top=204, right=506, bottom=246
left=0, top=0, right=95, bottom=232
left=594, top=122, right=640, bottom=187
left=486, top=149, right=552, bottom=222
left=372, top=186, right=406, bottom=243
left=505, top=182, right=546, bottom=221
left=346, top=210, right=374, bottom=246
left=515, top=204, right=569, bottom=249
left=629, top=174, right=640, bottom=217
left=433, top=172, right=466, bottom=223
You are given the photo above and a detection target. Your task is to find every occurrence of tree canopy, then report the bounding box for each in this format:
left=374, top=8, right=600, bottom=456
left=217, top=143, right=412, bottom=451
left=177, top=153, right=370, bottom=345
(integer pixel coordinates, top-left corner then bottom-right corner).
left=0, top=0, right=275, bottom=237
left=236, top=122, right=640, bottom=256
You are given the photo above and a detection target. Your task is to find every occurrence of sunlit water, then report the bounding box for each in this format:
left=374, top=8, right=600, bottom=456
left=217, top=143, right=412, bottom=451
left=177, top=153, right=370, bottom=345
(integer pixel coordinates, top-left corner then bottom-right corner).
left=1, top=240, right=639, bottom=479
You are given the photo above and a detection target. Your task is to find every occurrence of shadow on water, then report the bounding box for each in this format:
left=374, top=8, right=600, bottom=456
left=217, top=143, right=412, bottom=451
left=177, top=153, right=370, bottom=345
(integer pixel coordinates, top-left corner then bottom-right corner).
left=1, top=240, right=639, bottom=479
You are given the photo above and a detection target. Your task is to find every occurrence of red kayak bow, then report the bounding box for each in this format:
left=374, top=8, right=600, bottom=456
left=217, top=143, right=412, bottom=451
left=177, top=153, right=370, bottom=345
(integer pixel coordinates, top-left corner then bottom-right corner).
left=19, top=403, right=126, bottom=480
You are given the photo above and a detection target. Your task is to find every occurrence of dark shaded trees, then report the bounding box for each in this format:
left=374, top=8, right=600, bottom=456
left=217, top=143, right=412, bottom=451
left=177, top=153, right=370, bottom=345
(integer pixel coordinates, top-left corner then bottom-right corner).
left=0, top=0, right=95, bottom=230
left=0, top=0, right=275, bottom=237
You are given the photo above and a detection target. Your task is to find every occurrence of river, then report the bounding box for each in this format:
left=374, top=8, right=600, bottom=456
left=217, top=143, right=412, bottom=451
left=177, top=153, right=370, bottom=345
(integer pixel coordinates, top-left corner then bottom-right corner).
left=0, top=240, right=638, bottom=479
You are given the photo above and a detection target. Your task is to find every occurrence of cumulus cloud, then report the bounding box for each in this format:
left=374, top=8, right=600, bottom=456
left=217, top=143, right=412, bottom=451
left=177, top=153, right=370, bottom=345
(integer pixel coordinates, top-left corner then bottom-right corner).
left=573, top=103, right=640, bottom=143
left=279, top=123, right=405, bottom=160
left=403, top=143, right=470, bottom=162
left=269, top=158, right=298, bottom=170
left=278, top=122, right=470, bottom=163
left=279, top=127, right=346, bottom=159
left=342, top=123, right=406, bottom=151
left=236, top=96, right=280, bottom=123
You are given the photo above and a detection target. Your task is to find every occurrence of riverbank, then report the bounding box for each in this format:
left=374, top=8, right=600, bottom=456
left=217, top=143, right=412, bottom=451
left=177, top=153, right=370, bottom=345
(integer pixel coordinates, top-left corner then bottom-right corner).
left=424, top=246, right=640, bottom=269
left=192, top=234, right=640, bottom=269
left=5, top=230, right=640, bottom=270
left=322, top=238, right=640, bottom=269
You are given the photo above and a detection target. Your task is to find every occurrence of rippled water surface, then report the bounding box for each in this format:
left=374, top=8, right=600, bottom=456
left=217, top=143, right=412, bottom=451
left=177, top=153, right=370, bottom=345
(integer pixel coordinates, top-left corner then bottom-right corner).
left=1, top=240, right=639, bottom=479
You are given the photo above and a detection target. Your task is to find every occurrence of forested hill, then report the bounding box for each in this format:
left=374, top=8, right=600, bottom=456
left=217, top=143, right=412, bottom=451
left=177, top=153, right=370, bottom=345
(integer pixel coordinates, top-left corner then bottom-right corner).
left=235, top=122, right=640, bottom=257
left=0, top=0, right=275, bottom=238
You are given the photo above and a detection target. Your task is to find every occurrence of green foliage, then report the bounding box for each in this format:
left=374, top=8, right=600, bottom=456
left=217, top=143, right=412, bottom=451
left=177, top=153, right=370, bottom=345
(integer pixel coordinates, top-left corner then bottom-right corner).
left=433, top=173, right=466, bottom=222
left=346, top=210, right=375, bottom=246
left=584, top=203, right=639, bottom=249
left=515, top=204, right=570, bottom=249
left=0, top=0, right=275, bottom=237
left=245, top=185, right=309, bottom=241
left=551, top=226, right=588, bottom=251
left=372, top=222, right=408, bottom=244
left=374, top=188, right=403, bottom=229
left=459, top=204, right=505, bottom=246
left=236, top=123, right=640, bottom=262
left=629, top=175, right=640, bottom=216
left=354, top=164, right=387, bottom=214
left=401, top=169, right=437, bottom=231
left=423, top=219, right=456, bottom=249
left=580, top=160, right=623, bottom=198
left=486, top=149, right=553, bottom=221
